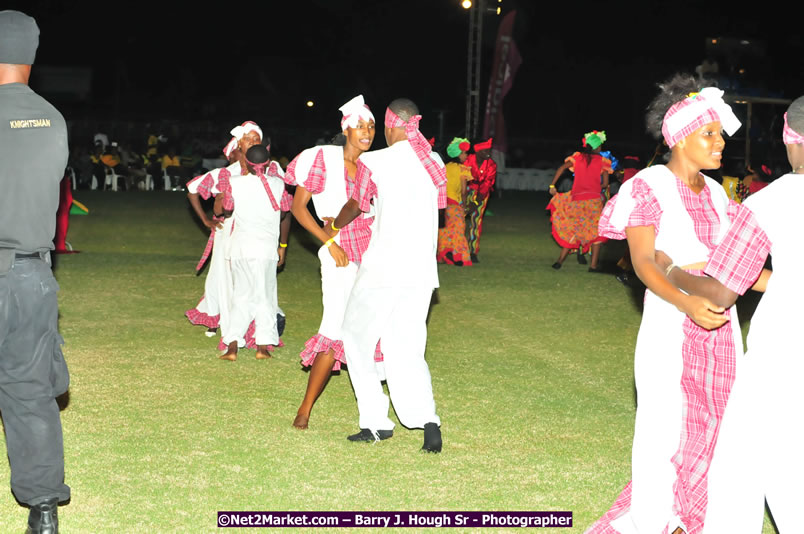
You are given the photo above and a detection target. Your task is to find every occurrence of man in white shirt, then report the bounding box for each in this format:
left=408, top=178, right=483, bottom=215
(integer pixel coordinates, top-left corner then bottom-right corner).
left=328, top=98, right=447, bottom=452
left=218, top=144, right=292, bottom=361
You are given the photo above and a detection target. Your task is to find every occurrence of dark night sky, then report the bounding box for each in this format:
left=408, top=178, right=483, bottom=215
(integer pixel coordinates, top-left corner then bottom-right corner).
left=7, top=0, right=804, bottom=156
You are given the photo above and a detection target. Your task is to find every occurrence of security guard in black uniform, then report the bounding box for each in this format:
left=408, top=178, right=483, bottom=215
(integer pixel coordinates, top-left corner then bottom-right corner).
left=0, top=10, right=71, bottom=534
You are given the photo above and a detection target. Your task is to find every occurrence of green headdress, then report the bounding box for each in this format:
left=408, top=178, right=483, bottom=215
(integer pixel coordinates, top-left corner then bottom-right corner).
left=582, top=130, right=607, bottom=150
left=446, top=137, right=471, bottom=158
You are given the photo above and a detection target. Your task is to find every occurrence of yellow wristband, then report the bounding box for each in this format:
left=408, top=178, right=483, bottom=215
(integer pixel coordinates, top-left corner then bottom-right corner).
left=549, top=184, right=556, bottom=189
left=325, top=238, right=335, bottom=247
left=279, top=243, right=287, bottom=248
left=331, top=221, right=340, bottom=232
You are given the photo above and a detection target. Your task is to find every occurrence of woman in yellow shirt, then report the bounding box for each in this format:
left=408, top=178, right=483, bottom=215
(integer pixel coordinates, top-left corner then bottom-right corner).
left=437, top=137, right=474, bottom=266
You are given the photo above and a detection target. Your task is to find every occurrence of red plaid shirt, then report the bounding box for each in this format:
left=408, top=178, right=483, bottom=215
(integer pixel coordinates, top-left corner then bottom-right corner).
left=187, top=171, right=216, bottom=199
left=704, top=204, right=770, bottom=295
left=293, top=148, right=373, bottom=263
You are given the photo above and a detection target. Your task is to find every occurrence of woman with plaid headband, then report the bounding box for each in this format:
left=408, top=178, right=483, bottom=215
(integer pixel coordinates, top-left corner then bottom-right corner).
left=437, top=137, right=474, bottom=266
left=587, top=75, right=745, bottom=534
left=547, top=130, right=612, bottom=271
left=646, top=95, right=804, bottom=533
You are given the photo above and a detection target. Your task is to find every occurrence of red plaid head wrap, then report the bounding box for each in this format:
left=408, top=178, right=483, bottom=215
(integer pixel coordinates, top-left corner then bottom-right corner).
left=384, top=107, right=447, bottom=189
left=661, top=87, right=741, bottom=148
left=783, top=112, right=804, bottom=145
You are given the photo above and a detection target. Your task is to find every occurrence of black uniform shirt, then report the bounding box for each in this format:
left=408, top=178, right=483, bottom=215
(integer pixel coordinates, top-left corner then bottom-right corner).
left=0, top=82, right=68, bottom=253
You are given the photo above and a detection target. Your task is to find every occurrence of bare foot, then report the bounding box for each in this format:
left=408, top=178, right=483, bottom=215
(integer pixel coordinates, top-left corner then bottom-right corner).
left=292, top=413, right=309, bottom=430
left=255, top=345, right=273, bottom=360
left=220, top=341, right=238, bottom=361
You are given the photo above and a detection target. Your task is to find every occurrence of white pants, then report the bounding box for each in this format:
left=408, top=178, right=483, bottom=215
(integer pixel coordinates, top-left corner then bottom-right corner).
left=342, top=285, right=439, bottom=431
left=703, top=347, right=804, bottom=534
left=223, top=257, right=278, bottom=347
left=317, top=244, right=358, bottom=340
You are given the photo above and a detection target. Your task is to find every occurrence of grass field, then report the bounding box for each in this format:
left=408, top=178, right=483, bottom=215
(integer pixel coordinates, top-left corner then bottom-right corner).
left=0, top=190, right=776, bottom=533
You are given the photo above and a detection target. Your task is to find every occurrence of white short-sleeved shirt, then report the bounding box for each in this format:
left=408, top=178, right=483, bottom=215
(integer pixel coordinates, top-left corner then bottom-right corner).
left=224, top=171, right=287, bottom=261
left=353, top=140, right=442, bottom=289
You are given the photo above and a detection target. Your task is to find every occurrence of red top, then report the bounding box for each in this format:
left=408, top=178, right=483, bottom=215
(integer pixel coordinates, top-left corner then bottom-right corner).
left=565, top=152, right=612, bottom=201
left=465, top=154, right=497, bottom=196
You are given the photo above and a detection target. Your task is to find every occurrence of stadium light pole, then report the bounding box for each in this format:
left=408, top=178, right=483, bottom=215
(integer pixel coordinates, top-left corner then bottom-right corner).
left=463, top=0, right=499, bottom=140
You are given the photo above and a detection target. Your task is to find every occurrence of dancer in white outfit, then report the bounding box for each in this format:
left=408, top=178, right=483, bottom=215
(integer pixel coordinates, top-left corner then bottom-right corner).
left=185, top=122, right=262, bottom=337
left=327, top=98, right=447, bottom=452
left=285, top=95, right=384, bottom=430
left=657, top=95, right=803, bottom=533
left=219, top=144, right=292, bottom=361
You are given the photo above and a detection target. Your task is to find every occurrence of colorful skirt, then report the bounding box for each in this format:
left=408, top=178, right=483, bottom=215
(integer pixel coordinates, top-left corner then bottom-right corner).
left=547, top=192, right=607, bottom=253
left=437, top=199, right=473, bottom=265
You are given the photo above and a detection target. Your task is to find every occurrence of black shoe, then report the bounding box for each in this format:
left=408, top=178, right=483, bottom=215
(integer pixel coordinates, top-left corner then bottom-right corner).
left=27, top=498, right=58, bottom=534
left=347, top=428, right=393, bottom=442
left=276, top=313, right=286, bottom=337
left=551, top=262, right=562, bottom=270
left=470, top=253, right=479, bottom=263
left=588, top=266, right=602, bottom=273
left=421, top=423, right=442, bottom=453
left=577, top=252, right=587, bottom=265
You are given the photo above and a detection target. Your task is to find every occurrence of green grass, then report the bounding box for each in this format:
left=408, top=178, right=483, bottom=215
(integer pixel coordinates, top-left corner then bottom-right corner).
left=0, top=191, right=777, bottom=533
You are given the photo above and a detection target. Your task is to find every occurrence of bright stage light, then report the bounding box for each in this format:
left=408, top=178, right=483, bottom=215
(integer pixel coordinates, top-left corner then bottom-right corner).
left=461, top=0, right=472, bottom=8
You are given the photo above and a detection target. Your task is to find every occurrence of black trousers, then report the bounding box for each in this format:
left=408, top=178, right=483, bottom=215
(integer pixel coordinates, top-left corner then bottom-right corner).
left=0, top=255, right=70, bottom=505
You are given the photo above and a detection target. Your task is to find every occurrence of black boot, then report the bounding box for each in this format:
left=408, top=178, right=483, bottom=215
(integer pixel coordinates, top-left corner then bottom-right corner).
left=421, top=422, right=442, bottom=453
left=347, top=428, right=393, bottom=442
left=27, top=497, right=59, bottom=534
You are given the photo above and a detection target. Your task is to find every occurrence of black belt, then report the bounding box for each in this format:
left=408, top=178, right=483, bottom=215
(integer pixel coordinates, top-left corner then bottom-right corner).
left=15, top=252, right=42, bottom=259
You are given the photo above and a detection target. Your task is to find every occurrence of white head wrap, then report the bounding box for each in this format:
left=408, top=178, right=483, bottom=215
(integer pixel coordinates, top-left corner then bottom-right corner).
left=339, top=95, right=375, bottom=130
left=230, top=121, right=263, bottom=142
left=222, top=137, right=238, bottom=158
left=662, top=87, right=741, bottom=148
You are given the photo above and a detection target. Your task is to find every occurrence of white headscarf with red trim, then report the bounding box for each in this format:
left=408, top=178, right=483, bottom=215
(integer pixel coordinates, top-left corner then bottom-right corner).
left=339, top=95, right=375, bottom=131
left=230, top=121, right=263, bottom=143
left=661, top=87, right=741, bottom=148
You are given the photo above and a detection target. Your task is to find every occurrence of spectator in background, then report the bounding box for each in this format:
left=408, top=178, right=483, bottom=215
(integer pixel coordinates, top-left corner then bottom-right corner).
left=161, top=147, right=183, bottom=189
left=100, top=142, right=129, bottom=190
left=93, top=130, right=109, bottom=151
left=119, top=142, right=148, bottom=190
